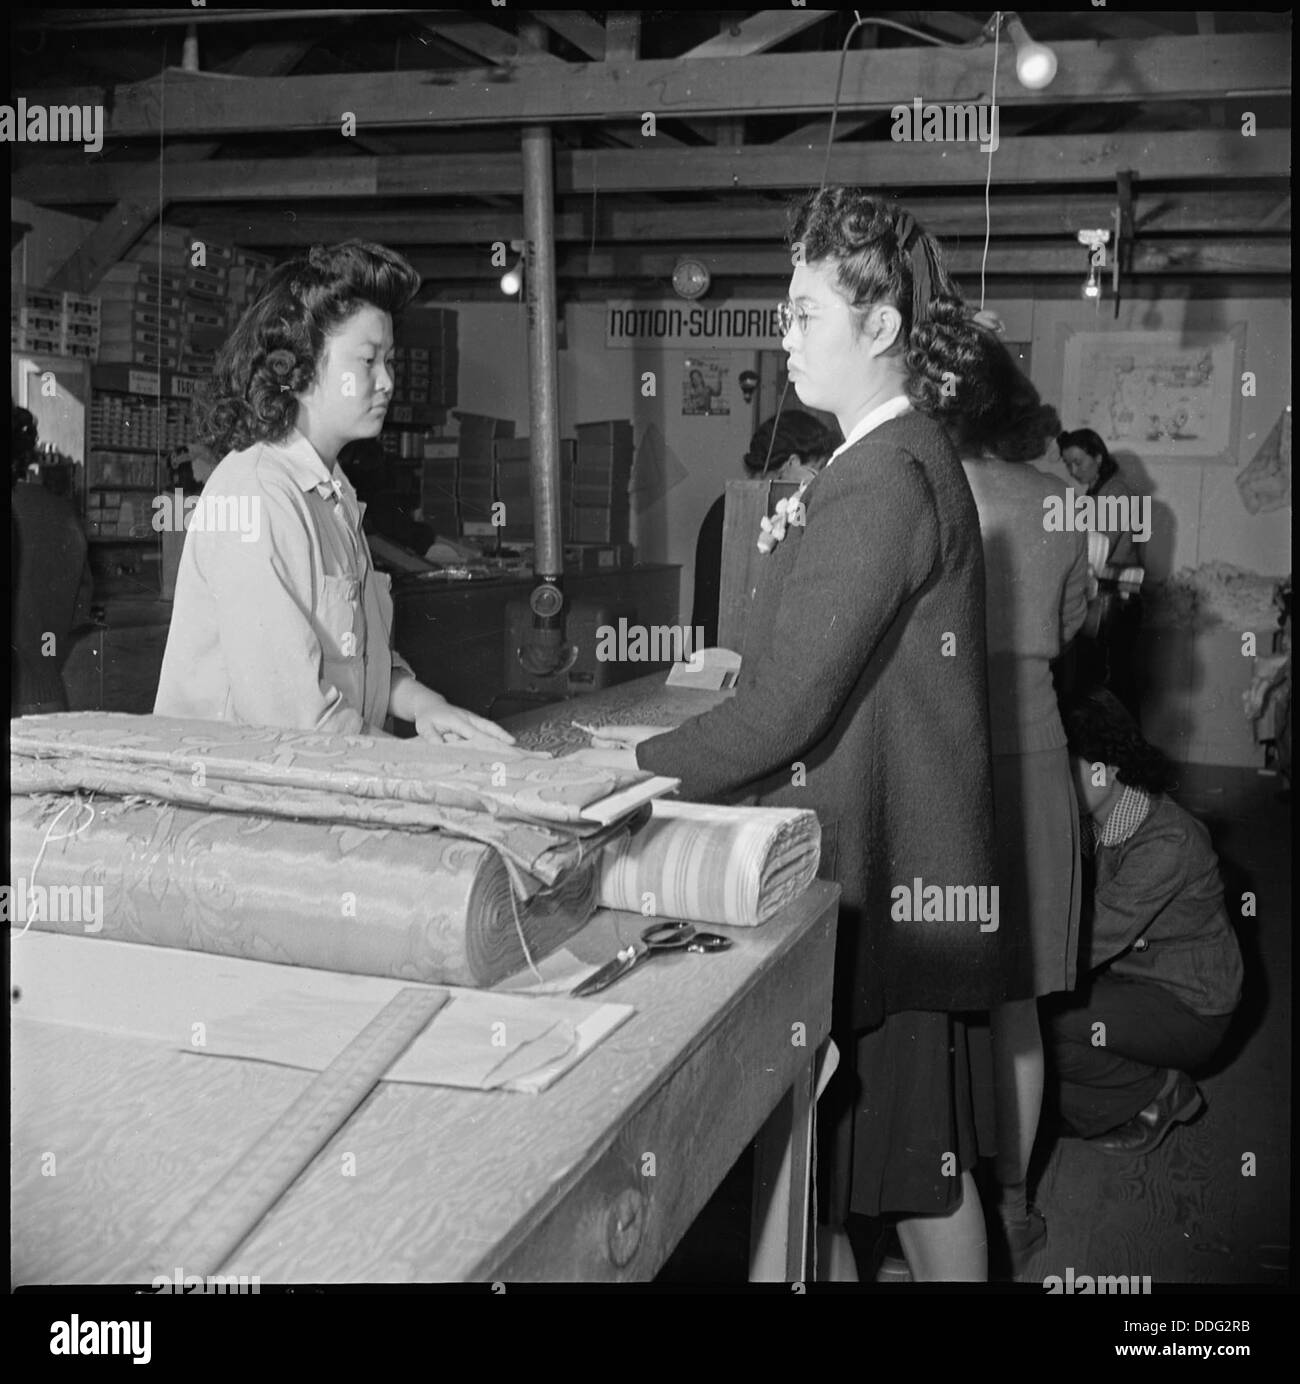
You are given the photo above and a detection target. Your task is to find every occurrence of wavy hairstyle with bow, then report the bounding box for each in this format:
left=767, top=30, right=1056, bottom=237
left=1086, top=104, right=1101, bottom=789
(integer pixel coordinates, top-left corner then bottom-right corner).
left=787, top=188, right=992, bottom=423
left=194, top=240, right=421, bottom=457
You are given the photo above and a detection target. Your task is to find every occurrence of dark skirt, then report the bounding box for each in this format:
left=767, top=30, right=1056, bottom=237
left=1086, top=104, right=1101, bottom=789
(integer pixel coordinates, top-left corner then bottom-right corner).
left=993, top=746, right=1083, bottom=998
left=819, top=1009, right=979, bottom=1220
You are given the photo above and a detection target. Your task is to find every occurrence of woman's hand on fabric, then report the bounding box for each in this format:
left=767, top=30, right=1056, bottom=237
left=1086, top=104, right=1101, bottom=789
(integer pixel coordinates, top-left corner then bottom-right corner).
left=583, top=724, right=664, bottom=750
left=399, top=682, right=516, bottom=747
left=565, top=745, right=642, bottom=774
left=414, top=703, right=518, bottom=746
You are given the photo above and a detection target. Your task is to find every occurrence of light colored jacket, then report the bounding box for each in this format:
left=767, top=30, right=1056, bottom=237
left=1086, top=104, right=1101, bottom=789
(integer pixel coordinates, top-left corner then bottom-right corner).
left=154, top=429, right=410, bottom=734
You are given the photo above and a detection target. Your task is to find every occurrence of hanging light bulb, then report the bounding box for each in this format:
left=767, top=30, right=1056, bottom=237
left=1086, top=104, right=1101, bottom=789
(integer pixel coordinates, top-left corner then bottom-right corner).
left=500, top=238, right=525, bottom=296
left=500, top=258, right=524, bottom=296
left=1077, top=229, right=1110, bottom=300
left=1003, top=13, right=1058, bottom=90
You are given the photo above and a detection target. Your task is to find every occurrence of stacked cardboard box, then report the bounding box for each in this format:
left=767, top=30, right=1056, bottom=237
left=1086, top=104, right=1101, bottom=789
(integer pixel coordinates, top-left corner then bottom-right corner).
left=86, top=487, right=156, bottom=539
left=389, top=308, right=458, bottom=423
left=11, top=287, right=66, bottom=355
left=417, top=424, right=461, bottom=537
left=96, top=231, right=275, bottom=373
left=60, top=293, right=101, bottom=359
left=228, top=248, right=275, bottom=312
left=89, top=395, right=193, bottom=451
left=455, top=412, right=514, bottom=534
left=492, top=438, right=577, bottom=543
left=571, top=420, right=634, bottom=544
left=98, top=263, right=189, bottom=369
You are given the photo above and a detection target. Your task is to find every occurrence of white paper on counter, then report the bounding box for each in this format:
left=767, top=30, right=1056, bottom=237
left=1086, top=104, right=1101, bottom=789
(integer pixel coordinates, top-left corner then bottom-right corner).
left=11, top=930, right=632, bottom=1094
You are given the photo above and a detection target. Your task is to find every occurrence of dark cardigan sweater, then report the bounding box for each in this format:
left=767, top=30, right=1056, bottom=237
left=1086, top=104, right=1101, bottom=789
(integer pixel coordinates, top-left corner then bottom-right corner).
left=638, top=411, right=1005, bottom=1030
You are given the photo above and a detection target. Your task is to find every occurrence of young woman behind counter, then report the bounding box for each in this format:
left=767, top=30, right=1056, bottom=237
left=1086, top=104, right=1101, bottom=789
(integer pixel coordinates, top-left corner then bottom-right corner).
left=154, top=241, right=512, bottom=748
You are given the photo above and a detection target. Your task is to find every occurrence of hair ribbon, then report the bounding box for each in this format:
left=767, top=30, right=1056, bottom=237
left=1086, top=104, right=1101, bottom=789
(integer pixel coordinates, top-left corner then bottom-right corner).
left=894, top=211, right=932, bottom=329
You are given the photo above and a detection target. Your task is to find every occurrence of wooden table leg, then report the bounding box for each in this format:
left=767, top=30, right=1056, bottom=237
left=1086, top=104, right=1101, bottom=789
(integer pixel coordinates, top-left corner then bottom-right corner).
left=747, top=1052, right=815, bottom=1283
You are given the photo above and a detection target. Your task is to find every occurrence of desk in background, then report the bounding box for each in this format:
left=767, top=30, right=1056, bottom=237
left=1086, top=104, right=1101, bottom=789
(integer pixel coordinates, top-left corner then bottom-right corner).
left=59, top=566, right=681, bottom=719
left=393, top=563, right=680, bottom=717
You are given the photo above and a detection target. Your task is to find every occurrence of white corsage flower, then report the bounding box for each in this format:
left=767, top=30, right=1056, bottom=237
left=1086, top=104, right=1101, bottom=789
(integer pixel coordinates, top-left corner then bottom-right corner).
left=757, top=479, right=813, bottom=553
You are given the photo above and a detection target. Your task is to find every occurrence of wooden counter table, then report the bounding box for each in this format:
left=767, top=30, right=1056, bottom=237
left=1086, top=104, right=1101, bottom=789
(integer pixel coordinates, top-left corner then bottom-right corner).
left=11, top=882, right=837, bottom=1285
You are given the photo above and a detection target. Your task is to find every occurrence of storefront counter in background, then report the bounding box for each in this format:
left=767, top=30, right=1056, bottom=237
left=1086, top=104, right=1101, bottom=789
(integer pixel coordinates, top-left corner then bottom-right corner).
left=58, top=565, right=681, bottom=720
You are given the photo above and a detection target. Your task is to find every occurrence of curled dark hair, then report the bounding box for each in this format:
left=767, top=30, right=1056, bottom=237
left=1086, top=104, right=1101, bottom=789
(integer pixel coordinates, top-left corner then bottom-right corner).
left=743, top=409, right=841, bottom=475
left=786, top=187, right=985, bottom=420
left=947, top=330, right=1061, bottom=463
left=1058, top=427, right=1117, bottom=492
left=1061, top=687, right=1176, bottom=794
left=194, top=241, right=420, bottom=456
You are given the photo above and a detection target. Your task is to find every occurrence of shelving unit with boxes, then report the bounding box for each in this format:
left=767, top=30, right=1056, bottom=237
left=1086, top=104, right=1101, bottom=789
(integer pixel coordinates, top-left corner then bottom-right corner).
left=86, top=363, right=205, bottom=591
left=11, top=287, right=101, bottom=359
left=76, top=232, right=277, bottom=592
left=375, top=306, right=459, bottom=534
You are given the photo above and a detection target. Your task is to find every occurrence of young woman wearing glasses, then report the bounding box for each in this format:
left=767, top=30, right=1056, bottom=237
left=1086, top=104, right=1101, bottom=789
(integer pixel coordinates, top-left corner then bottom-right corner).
left=575, top=189, right=1008, bottom=1281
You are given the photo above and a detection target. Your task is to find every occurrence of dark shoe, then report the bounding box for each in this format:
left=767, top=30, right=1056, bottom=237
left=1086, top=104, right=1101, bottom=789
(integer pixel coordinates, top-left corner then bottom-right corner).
left=1002, top=1204, right=1047, bottom=1262
left=989, top=1204, right=1047, bottom=1282
left=1088, top=1071, right=1204, bottom=1155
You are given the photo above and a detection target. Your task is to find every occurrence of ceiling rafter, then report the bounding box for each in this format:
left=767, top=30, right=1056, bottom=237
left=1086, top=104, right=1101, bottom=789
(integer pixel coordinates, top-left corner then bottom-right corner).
left=20, top=37, right=1286, bottom=139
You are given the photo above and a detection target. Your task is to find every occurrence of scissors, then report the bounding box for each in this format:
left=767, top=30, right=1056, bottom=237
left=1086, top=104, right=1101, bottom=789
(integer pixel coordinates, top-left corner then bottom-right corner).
left=571, top=920, right=733, bottom=998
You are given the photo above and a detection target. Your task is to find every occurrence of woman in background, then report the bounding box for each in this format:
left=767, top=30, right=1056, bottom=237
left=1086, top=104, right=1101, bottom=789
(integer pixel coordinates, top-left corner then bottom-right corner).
left=691, top=409, right=840, bottom=648
left=1046, top=688, right=1243, bottom=1153
left=155, top=241, right=512, bottom=747
left=1058, top=427, right=1147, bottom=716
left=11, top=402, right=96, bottom=716
left=577, top=189, right=1007, bottom=1281
left=946, top=334, right=1090, bottom=1274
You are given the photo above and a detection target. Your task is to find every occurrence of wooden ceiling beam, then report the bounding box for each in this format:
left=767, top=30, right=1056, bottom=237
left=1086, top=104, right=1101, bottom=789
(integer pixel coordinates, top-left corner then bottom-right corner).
left=22, top=36, right=1287, bottom=137
left=414, top=18, right=564, bottom=67
left=41, top=35, right=320, bottom=294
left=180, top=190, right=1291, bottom=250
left=405, top=239, right=1290, bottom=282
left=16, top=130, right=1287, bottom=206
left=681, top=10, right=835, bottom=59
left=604, top=14, right=640, bottom=64
left=531, top=11, right=607, bottom=62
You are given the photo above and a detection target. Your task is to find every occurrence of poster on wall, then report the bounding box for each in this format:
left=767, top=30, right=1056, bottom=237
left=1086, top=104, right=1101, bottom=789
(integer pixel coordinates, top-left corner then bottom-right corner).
left=1059, top=325, right=1245, bottom=464
left=683, top=356, right=729, bottom=416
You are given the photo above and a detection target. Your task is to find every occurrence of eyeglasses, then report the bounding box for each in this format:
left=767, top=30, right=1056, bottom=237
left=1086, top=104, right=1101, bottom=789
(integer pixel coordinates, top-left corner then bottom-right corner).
left=776, top=300, right=811, bottom=337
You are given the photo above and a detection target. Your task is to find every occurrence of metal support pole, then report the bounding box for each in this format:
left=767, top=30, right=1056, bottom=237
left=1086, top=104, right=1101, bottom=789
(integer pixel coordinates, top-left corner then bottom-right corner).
left=516, top=19, right=574, bottom=679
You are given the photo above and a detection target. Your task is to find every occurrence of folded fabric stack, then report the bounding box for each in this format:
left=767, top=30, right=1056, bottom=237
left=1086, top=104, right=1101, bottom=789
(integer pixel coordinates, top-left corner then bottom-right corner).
left=594, top=798, right=822, bottom=928
left=9, top=713, right=658, bottom=987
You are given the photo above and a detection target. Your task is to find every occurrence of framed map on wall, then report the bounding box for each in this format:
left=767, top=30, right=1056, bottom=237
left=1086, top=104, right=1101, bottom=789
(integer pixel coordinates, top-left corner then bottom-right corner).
left=1059, top=325, right=1245, bottom=464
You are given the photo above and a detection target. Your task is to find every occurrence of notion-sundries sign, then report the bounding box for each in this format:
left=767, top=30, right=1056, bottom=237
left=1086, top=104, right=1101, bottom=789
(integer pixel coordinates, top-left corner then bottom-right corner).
left=606, top=301, right=784, bottom=349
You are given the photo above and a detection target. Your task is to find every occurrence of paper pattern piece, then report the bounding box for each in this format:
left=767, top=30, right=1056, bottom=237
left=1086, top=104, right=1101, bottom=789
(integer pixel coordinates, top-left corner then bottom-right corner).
left=1060, top=327, right=1243, bottom=463
left=9, top=793, right=598, bottom=988
left=594, top=799, right=821, bottom=927
left=1236, top=405, right=1292, bottom=514
left=9, top=712, right=654, bottom=891
left=11, top=931, right=633, bottom=1095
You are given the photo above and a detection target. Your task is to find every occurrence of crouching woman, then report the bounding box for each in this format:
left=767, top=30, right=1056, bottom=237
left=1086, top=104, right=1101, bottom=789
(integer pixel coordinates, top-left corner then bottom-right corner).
left=1044, top=688, right=1244, bottom=1155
